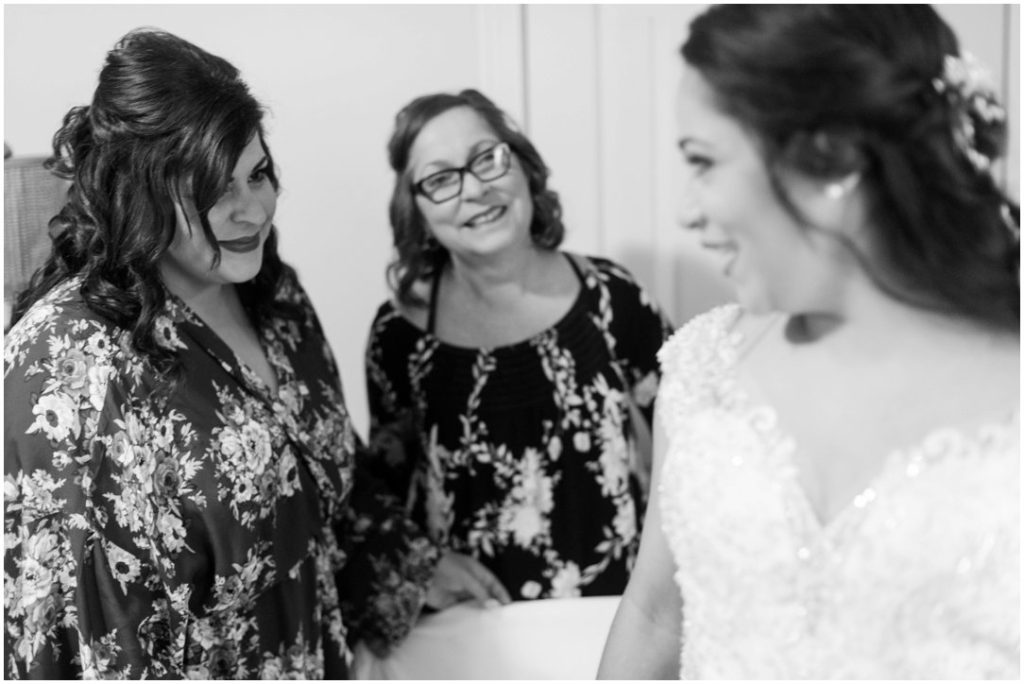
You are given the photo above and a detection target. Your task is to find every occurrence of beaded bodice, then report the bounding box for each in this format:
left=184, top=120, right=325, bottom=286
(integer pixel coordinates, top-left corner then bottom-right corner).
left=657, top=305, right=1019, bottom=679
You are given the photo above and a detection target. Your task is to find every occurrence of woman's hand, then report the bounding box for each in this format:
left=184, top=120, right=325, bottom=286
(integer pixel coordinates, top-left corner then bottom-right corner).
left=425, top=550, right=512, bottom=610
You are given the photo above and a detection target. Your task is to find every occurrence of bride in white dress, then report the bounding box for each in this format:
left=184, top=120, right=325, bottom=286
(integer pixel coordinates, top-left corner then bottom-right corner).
left=599, top=5, right=1019, bottom=679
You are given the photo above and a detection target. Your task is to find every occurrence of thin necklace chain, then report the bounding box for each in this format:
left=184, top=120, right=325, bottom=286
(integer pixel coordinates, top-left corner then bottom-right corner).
left=738, top=312, right=785, bottom=361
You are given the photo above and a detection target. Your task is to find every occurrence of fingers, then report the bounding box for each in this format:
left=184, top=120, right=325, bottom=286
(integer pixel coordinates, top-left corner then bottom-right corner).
left=424, top=582, right=458, bottom=611
left=427, top=551, right=512, bottom=610
left=476, top=566, right=512, bottom=605
left=459, top=555, right=512, bottom=606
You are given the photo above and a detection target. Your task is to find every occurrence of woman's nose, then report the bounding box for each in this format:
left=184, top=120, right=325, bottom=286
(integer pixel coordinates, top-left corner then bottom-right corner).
left=677, top=193, right=707, bottom=231
left=459, top=170, right=491, bottom=201
left=230, top=186, right=270, bottom=225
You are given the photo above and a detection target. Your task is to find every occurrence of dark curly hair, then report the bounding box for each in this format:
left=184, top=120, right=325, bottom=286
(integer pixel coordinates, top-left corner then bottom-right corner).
left=11, top=28, right=294, bottom=378
left=683, top=4, right=1019, bottom=331
left=385, top=88, right=565, bottom=307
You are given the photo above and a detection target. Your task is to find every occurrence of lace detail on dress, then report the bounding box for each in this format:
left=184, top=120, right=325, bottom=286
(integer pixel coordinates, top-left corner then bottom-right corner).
left=656, top=306, right=1020, bottom=679
left=656, top=305, right=743, bottom=436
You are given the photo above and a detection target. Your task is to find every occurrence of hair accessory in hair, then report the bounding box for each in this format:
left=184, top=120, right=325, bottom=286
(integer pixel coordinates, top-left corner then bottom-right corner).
left=931, top=51, right=1006, bottom=173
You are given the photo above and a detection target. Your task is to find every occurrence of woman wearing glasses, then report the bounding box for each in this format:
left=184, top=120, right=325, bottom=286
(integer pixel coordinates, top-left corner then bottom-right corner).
left=358, top=89, right=673, bottom=628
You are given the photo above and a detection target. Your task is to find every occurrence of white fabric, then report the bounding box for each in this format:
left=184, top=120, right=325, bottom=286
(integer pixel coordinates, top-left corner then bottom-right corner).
left=657, top=305, right=1020, bottom=679
left=351, top=596, right=620, bottom=679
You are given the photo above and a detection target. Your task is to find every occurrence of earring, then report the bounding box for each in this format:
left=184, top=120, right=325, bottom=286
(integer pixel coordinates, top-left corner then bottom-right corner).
left=824, top=173, right=860, bottom=200
left=824, top=183, right=846, bottom=200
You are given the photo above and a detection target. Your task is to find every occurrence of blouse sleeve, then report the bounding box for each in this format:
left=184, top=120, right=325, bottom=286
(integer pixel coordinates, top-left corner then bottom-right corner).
left=600, top=259, right=675, bottom=425
left=361, top=303, right=423, bottom=504
left=4, top=315, right=188, bottom=679
left=328, top=302, right=439, bottom=657
left=334, top=450, right=439, bottom=658
left=587, top=257, right=674, bottom=501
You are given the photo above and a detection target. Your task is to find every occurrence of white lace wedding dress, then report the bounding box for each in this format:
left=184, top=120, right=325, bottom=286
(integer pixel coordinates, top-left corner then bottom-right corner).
left=657, top=305, right=1019, bottom=679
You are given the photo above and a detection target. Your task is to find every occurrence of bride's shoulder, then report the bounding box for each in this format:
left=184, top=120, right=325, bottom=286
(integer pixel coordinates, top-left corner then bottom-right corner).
left=658, top=304, right=745, bottom=373
left=655, top=305, right=751, bottom=415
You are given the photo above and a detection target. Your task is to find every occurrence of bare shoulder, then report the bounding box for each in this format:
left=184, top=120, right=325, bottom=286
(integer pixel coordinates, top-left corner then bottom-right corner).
left=974, top=330, right=1019, bottom=403
left=549, top=249, right=582, bottom=295
left=918, top=322, right=1019, bottom=403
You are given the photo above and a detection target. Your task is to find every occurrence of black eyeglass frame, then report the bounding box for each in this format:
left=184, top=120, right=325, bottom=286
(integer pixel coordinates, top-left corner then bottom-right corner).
left=413, top=142, right=513, bottom=204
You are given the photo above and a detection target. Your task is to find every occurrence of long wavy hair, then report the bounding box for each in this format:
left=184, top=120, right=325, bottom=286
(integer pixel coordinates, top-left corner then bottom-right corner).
left=11, top=28, right=294, bottom=378
left=683, top=5, right=1019, bottom=331
left=385, top=89, right=565, bottom=307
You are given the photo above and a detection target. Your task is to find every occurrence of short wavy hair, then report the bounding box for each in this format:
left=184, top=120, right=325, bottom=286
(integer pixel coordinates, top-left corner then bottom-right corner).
left=12, top=28, right=292, bottom=378
left=385, top=89, right=565, bottom=307
left=683, top=4, right=1019, bottom=331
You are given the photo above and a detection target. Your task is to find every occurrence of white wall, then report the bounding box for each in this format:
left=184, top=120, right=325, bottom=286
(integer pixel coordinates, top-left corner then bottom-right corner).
left=5, top=4, right=524, bottom=437
left=5, top=4, right=1019, bottom=438
left=521, top=4, right=1021, bottom=333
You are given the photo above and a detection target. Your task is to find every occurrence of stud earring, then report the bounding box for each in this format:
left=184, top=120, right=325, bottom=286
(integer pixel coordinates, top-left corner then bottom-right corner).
left=825, top=183, right=846, bottom=200
left=824, top=173, right=861, bottom=200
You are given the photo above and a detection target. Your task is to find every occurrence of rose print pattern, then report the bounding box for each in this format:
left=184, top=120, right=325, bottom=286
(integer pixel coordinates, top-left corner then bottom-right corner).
left=5, top=273, right=438, bottom=678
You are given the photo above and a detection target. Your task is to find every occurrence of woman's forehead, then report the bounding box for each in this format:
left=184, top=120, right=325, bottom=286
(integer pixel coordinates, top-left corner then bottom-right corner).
left=409, top=107, right=498, bottom=169
left=233, top=135, right=266, bottom=170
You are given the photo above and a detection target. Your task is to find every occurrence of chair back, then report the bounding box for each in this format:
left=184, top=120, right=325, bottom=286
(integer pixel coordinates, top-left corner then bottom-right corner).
left=4, top=156, right=68, bottom=322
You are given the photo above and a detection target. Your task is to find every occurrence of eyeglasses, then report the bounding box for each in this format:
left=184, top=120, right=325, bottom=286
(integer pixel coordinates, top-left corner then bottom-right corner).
left=414, top=142, right=512, bottom=204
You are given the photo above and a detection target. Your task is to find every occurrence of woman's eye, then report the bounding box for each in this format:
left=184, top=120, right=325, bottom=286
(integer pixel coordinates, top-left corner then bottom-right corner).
left=684, top=155, right=712, bottom=174
left=250, top=167, right=270, bottom=184
left=422, top=171, right=458, bottom=191
left=472, top=150, right=497, bottom=171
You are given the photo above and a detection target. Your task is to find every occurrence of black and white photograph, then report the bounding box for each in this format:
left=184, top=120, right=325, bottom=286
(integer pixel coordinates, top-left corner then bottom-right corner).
left=4, top=4, right=1019, bottom=679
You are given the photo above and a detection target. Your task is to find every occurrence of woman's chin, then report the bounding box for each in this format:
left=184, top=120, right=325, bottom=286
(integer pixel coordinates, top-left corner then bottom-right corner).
left=219, top=258, right=265, bottom=285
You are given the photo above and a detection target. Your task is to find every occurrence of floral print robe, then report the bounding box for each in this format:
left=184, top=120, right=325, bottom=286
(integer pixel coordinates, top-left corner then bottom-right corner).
left=363, top=254, right=673, bottom=602
left=4, top=272, right=438, bottom=679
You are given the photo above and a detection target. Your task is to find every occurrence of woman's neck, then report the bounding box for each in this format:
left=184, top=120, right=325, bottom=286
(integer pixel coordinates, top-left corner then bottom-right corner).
left=788, top=282, right=1017, bottom=360
left=162, top=275, right=243, bottom=331
left=446, top=244, right=552, bottom=304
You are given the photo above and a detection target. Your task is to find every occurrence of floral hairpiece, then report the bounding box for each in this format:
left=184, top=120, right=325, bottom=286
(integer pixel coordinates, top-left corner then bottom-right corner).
left=931, top=51, right=1006, bottom=174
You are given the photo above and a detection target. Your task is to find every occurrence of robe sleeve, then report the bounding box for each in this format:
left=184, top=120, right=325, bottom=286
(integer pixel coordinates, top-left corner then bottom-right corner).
left=4, top=314, right=188, bottom=679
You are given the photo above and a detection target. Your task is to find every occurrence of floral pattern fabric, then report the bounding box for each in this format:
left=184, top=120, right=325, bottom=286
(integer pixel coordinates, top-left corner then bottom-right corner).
left=363, top=254, right=673, bottom=602
left=657, top=305, right=1020, bottom=679
left=4, top=272, right=438, bottom=679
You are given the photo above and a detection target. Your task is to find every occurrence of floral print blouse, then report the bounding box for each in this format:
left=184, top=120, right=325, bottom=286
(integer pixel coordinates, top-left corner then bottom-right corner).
left=4, top=272, right=438, bottom=679
left=363, top=254, right=673, bottom=602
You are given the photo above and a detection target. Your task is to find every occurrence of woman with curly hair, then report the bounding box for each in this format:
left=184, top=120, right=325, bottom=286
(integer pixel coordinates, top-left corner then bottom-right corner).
left=4, top=28, right=437, bottom=679
left=362, top=89, right=673, bottom=618
left=600, top=5, right=1018, bottom=679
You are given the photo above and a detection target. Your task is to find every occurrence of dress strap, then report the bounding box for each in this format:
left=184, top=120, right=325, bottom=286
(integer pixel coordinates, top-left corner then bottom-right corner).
left=563, top=251, right=589, bottom=286
left=564, top=251, right=586, bottom=284
left=427, top=268, right=442, bottom=334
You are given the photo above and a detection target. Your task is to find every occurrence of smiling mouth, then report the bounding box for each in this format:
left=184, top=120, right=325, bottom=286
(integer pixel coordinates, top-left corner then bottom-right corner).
left=465, top=205, right=506, bottom=228
left=218, top=234, right=262, bottom=253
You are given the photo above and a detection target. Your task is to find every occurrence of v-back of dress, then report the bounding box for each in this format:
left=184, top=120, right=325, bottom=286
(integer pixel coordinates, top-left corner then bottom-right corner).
left=657, top=305, right=1019, bottom=679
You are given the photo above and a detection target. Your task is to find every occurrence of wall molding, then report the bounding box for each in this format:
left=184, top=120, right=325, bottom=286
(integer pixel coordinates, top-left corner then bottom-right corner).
left=477, top=5, right=527, bottom=126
